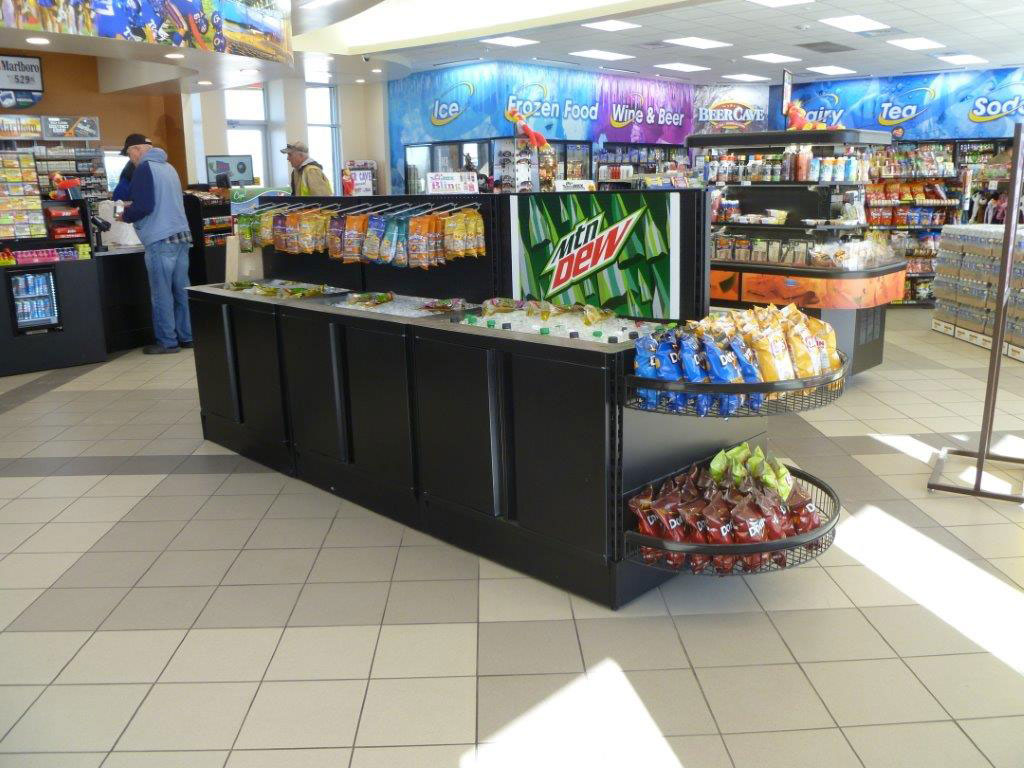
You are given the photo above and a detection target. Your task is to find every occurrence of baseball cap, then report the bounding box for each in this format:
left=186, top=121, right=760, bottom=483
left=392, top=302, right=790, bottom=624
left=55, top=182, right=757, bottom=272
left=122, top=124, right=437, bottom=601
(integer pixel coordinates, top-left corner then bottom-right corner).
left=281, top=140, right=309, bottom=154
left=120, top=133, right=152, bottom=156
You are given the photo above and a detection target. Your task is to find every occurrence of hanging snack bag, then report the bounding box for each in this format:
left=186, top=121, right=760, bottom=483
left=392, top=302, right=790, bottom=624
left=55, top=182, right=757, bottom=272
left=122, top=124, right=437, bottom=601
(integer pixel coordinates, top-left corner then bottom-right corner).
left=272, top=212, right=287, bottom=251
left=379, top=215, right=400, bottom=265
left=681, top=506, right=711, bottom=574
left=649, top=492, right=686, bottom=570
left=677, top=333, right=712, bottom=417
left=731, top=496, right=767, bottom=571
left=804, top=315, right=841, bottom=371
left=727, top=334, right=764, bottom=412
left=237, top=214, right=254, bottom=253
left=363, top=214, right=386, bottom=263
left=654, top=338, right=687, bottom=413
left=428, top=214, right=445, bottom=267
left=634, top=336, right=660, bottom=412
left=783, top=319, right=822, bottom=379
left=628, top=487, right=663, bottom=565
left=394, top=217, right=410, bottom=268
left=703, top=492, right=738, bottom=574
left=470, top=209, right=486, bottom=257
left=258, top=210, right=275, bottom=246
left=298, top=210, right=318, bottom=254
left=748, top=321, right=796, bottom=381
left=407, top=215, right=430, bottom=269
left=327, top=214, right=345, bottom=260
left=701, top=334, right=744, bottom=417
left=342, top=214, right=368, bottom=264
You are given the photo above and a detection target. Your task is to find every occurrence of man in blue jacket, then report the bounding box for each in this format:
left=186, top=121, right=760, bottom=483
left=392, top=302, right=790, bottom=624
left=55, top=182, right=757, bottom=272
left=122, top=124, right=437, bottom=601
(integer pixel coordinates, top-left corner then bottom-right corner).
left=114, top=133, right=193, bottom=354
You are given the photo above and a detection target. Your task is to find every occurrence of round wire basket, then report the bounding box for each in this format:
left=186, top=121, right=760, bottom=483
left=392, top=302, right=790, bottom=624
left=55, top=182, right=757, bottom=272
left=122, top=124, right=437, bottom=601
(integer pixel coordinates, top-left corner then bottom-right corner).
left=624, top=353, right=849, bottom=417
left=623, top=467, right=840, bottom=576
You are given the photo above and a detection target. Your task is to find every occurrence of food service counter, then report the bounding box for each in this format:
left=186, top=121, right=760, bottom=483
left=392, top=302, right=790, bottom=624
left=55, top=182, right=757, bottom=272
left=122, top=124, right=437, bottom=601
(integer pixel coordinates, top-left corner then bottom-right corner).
left=188, top=284, right=762, bottom=607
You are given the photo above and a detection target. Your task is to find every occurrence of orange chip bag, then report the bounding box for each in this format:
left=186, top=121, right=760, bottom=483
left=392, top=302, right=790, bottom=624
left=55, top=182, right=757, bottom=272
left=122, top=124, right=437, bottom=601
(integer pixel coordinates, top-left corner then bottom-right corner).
left=805, top=315, right=841, bottom=371
left=784, top=320, right=822, bottom=378
left=750, top=322, right=796, bottom=381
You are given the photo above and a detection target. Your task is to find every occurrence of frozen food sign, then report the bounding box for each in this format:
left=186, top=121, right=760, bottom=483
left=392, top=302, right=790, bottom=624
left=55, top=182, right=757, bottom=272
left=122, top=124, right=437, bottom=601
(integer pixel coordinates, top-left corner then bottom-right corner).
left=0, top=56, right=42, bottom=109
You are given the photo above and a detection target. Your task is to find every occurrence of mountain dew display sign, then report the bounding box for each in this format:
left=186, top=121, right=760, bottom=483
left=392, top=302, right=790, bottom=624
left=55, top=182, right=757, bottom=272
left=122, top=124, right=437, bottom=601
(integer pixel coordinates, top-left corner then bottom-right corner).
left=518, top=192, right=673, bottom=318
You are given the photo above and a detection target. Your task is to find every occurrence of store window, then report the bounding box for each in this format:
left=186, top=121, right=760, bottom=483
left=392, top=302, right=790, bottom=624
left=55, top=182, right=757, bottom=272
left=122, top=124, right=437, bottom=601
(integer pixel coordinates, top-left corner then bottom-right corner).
left=305, top=85, right=340, bottom=192
left=225, top=86, right=268, bottom=185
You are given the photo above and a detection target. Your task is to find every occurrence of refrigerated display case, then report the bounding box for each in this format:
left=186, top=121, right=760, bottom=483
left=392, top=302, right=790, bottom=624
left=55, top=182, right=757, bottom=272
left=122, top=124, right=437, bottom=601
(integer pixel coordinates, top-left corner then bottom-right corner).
left=405, top=141, right=492, bottom=193
left=7, top=267, right=60, bottom=333
left=596, top=142, right=687, bottom=188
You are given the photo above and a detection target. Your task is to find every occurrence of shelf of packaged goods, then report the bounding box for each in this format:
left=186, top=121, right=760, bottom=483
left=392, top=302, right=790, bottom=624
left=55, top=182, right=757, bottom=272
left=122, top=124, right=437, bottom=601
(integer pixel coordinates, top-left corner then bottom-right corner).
left=870, top=175, right=960, bottom=181
left=12, top=291, right=52, bottom=300
left=710, top=259, right=907, bottom=280
left=871, top=225, right=944, bottom=231
left=713, top=222, right=867, bottom=232
left=713, top=180, right=866, bottom=188
left=905, top=251, right=938, bottom=258
left=867, top=199, right=961, bottom=207
left=890, top=299, right=935, bottom=306
left=906, top=272, right=936, bottom=278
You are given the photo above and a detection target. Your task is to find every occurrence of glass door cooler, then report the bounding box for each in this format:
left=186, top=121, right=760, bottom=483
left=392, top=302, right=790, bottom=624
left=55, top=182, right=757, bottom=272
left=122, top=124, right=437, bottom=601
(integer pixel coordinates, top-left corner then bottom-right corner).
left=7, top=268, right=60, bottom=334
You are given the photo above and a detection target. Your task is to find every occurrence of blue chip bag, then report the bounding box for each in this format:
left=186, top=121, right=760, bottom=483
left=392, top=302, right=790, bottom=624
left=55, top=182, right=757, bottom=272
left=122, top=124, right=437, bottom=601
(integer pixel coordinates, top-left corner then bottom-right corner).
left=633, top=335, right=660, bottom=411
left=727, top=334, right=764, bottom=412
left=654, top=339, right=687, bottom=412
left=701, top=335, right=744, bottom=417
left=677, top=333, right=712, bottom=417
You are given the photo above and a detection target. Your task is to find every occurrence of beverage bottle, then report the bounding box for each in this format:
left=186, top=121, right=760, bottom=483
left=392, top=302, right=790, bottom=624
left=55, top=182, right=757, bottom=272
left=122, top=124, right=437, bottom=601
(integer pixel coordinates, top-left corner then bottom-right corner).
left=833, top=155, right=846, bottom=183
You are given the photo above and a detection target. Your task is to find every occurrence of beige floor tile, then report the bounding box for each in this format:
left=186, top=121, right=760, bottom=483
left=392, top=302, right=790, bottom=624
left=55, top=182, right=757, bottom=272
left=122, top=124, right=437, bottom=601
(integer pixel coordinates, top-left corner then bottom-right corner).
left=0, top=589, right=44, bottom=630
left=745, top=568, right=853, bottom=611
left=86, top=474, right=167, bottom=497
left=16, top=522, right=114, bottom=553
left=235, top=680, right=366, bottom=749
left=913, top=496, right=1012, bottom=526
left=54, top=497, right=141, bottom=523
left=24, top=439, right=95, bottom=458
left=1, top=684, right=149, bottom=752
left=160, top=628, right=282, bottom=682
left=355, top=677, right=476, bottom=746
left=675, top=611, right=792, bottom=667
left=570, top=589, right=668, bottom=620
left=989, top=557, right=1024, bottom=587
left=861, top=605, right=983, bottom=656
left=844, top=722, right=991, bottom=768
left=57, top=630, right=185, bottom=684
left=477, top=674, right=579, bottom=742
left=878, top=473, right=934, bottom=499
left=696, top=664, right=834, bottom=733
left=0, top=442, right=40, bottom=459
left=665, top=735, right=732, bottom=768
left=0, top=497, right=74, bottom=523
left=770, top=608, right=895, bottom=661
left=577, top=617, right=689, bottom=671
left=477, top=620, right=583, bottom=676
left=825, top=565, right=916, bottom=607
left=371, top=623, right=476, bottom=678
left=0, top=685, right=44, bottom=737
left=0, top=631, right=90, bottom=684
left=815, top=420, right=874, bottom=437
left=660, top=574, right=761, bottom=615
left=350, top=745, right=472, bottom=768
left=948, top=524, right=1024, bottom=558
left=0, top=522, right=42, bottom=553
left=21, top=475, right=104, bottom=499
left=216, top=473, right=289, bottom=496
left=0, top=477, right=45, bottom=497
left=0, top=552, right=79, bottom=588
left=308, top=547, right=398, bottom=583
left=478, top=577, right=572, bottom=622
left=725, top=728, right=862, bottom=768
left=624, top=668, right=719, bottom=736
left=106, top=752, right=229, bottom=767
left=226, top=749, right=351, bottom=767
left=265, top=626, right=379, bottom=681
left=392, top=544, right=479, bottom=581
left=905, top=653, right=1024, bottom=718
left=115, top=682, right=258, bottom=751
left=803, top=658, right=947, bottom=726
left=958, top=716, right=1024, bottom=768
left=864, top=418, right=931, bottom=434
left=853, top=453, right=933, bottom=475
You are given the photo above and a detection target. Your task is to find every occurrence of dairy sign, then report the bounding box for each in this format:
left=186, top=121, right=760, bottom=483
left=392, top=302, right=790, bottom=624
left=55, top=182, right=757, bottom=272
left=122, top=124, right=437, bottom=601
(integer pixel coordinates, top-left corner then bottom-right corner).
left=778, top=67, right=1024, bottom=139
left=0, top=56, right=42, bottom=109
left=517, top=192, right=674, bottom=318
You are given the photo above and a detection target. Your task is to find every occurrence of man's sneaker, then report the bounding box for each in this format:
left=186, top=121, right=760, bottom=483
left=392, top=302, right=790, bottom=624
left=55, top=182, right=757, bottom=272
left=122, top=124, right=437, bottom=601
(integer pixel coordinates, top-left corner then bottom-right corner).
left=143, top=344, right=180, bottom=355
left=179, top=341, right=194, bottom=349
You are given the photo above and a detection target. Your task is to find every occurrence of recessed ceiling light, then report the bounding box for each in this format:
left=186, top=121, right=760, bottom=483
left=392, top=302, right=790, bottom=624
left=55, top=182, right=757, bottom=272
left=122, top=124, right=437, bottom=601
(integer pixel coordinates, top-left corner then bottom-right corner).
left=600, top=66, right=638, bottom=74
left=355, top=78, right=365, bottom=83
left=663, top=36, right=731, bottom=49
left=747, top=0, right=813, bottom=5
left=806, top=65, right=856, bottom=75
left=197, top=80, right=213, bottom=85
left=569, top=49, right=635, bottom=61
left=582, top=19, right=641, bottom=31
left=371, top=68, right=382, bottom=73
left=722, top=73, right=770, bottom=82
left=819, top=15, right=889, bottom=33
left=744, top=53, right=801, bottom=63
left=164, top=52, right=185, bottom=59
left=25, top=36, right=49, bottom=45
left=654, top=62, right=710, bottom=72
left=937, top=53, right=988, bottom=65
left=481, top=36, right=538, bottom=47
left=887, top=37, right=944, bottom=50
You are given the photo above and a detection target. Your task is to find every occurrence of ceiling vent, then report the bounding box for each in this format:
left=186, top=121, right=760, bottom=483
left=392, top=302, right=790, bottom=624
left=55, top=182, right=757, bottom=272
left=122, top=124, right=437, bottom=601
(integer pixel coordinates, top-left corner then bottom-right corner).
left=796, top=41, right=855, bottom=53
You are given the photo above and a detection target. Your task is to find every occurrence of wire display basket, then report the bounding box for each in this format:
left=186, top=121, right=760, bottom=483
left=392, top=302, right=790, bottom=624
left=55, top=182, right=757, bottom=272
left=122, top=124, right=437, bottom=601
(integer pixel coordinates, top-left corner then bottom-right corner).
left=624, top=352, right=848, bottom=417
left=623, top=466, right=840, bottom=576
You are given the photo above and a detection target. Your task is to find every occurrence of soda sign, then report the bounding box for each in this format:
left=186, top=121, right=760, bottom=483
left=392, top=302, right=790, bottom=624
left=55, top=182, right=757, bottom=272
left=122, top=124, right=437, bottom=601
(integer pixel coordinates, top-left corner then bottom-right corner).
left=542, top=209, right=643, bottom=298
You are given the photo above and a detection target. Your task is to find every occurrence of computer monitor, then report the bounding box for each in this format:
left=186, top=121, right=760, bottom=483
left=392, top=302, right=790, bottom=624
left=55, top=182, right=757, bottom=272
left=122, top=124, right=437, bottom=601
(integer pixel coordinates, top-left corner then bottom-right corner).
left=205, top=155, right=255, bottom=186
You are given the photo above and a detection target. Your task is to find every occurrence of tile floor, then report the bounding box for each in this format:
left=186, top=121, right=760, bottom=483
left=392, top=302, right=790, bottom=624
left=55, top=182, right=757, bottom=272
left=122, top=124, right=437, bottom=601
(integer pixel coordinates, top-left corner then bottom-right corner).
left=0, top=310, right=1022, bottom=767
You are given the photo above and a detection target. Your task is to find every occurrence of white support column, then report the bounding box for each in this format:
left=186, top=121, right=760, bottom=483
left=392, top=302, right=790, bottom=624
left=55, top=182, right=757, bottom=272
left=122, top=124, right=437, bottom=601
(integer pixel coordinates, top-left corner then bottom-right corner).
left=267, top=78, right=309, bottom=189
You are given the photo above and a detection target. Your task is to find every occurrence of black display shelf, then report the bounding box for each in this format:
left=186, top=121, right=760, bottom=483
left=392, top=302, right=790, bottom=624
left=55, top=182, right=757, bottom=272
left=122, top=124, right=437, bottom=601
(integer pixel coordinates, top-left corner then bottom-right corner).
left=713, top=222, right=867, bottom=232
left=713, top=180, right=866, bottom=188
left=873, top=225, right=944, bottom=231
left=710, top=259, right=907, bottom=280
left=688, top=128, right=892, bottom=149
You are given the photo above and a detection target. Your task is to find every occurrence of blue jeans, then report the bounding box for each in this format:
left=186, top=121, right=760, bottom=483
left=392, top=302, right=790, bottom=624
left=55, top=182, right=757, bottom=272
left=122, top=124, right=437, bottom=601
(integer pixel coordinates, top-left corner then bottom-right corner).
left=144, top=239, right=192, bottom=349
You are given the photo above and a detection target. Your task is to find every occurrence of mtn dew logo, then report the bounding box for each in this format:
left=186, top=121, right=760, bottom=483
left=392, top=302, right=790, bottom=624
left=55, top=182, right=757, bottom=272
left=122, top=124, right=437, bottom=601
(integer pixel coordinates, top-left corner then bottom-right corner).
left=543, top=209, right=644, bottom=298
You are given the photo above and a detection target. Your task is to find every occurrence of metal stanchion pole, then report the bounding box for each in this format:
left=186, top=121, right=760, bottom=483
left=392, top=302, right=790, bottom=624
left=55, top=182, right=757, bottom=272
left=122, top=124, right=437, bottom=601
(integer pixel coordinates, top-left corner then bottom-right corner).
left=928, top=123, right=1024, bottom=503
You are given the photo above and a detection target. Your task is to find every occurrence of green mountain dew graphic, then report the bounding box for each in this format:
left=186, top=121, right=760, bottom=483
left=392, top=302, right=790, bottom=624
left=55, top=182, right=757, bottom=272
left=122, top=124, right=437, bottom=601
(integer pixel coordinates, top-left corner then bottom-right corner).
left=517, top=192, right=673, bottom=318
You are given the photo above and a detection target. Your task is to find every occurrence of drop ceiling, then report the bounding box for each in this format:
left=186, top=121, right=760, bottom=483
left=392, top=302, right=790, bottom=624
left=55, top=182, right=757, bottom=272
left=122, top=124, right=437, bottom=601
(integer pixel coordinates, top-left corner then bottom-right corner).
left=363, top=0, right=1024, bottom=86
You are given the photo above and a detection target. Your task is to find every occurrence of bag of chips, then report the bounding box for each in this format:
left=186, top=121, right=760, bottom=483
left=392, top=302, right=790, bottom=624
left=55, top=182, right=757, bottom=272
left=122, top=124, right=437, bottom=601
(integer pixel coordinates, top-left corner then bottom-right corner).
left=342, top=214, right=368, bottom=264
left=748, top=322, right=796, bottom=381
left=408, top=215, right=430, bottom=269
left=784, top=320, right=822, bottom=379
left=379, top=216, right=400, bottom=265
left=680, top=506, right=710, bottom=574
left=703, top=492, right=737, bottom=574
left=701, top=335, right=744, bottom=416
left=677, top=333, right=712, bottom=416
left=628, top=487, right=663, bottom=565
left=731, top=496, right=767, bottom=572
left=804, top=315, right=842, bottom=372
left=327, top=215, right=345, bottom=260
left=633, top=336, right=661, bottom=411
left=362, top=214, right=386, bottom=262
left=649, top=492, right=685, bottom=570
left=655, top=339, right=687, bottom=413
left=728, top=334, right=764, bottom=412
left=771, top=458, right=794, bottom=501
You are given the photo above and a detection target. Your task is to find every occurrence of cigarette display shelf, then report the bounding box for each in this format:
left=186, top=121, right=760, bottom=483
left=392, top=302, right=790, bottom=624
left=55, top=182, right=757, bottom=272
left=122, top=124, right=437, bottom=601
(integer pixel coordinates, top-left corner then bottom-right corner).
left=623, top=464, right=840, bottom=575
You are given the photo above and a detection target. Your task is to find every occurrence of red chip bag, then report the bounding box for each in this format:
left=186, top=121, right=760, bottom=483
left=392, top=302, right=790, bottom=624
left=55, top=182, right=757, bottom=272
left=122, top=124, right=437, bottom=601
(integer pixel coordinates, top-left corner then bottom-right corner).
left=629, top=487, right=662, bottom=565
left=787, top=483, right=824, bottom=549
left=754, top=488, right=791, bottom=568
left=731, top=496, right=767, bottom=572
left=650, top=492, right=686, bottom=570
left=678, top=476, right=701, bottom=502
left=703, top=493, right=737, bottom=574
left=681, top=507, right=711, bottom=574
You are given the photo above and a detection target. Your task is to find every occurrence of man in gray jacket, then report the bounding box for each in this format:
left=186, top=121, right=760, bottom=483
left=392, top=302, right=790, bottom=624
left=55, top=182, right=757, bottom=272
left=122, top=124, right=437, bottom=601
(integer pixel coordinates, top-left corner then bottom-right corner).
left=115, top=133, right=193, bottom=354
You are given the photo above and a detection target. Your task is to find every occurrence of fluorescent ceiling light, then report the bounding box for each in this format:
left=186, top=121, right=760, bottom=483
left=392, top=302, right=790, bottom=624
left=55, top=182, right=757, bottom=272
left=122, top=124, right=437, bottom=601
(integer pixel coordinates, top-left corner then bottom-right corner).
left=299, top=0, right=341, bottom=8
left=744, top=52, right=801, bottom=63
left=582, top=19, right=640, bottom=31
left=937, top=53, right=988, bottom=65
left=746, top=0, right=813, bottom=5
left=599, top=66, right=638, bottom=74
left=239, top=68, right=259, bottom=76
left=197, top=80, right=213, bottom=85
left=663, top=36, right=731, bottom=49
left=569, top=49, right=634, bottom=61
left=723, top=73, right=769, bottom=81
left=481, top=36, right=538, bottom=47
left=819, top=15, right=889, bottom=33
left=164, top=52, right=185, bottom=59
left=806, top=65, right=856, bottom=75
left=654, top=62, right=710, bottom=72
left=888, top=37, right=944, bottom=50
left=371, top=68, right=382, bottom=73
left=355, top=78, right=365, bottom=83
left=25, top=37, right=49, bottom=45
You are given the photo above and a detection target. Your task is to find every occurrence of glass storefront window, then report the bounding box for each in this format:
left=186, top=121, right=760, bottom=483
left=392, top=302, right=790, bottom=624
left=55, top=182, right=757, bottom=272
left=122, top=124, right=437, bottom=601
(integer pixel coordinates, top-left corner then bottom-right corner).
left=226, top=127, right=267, bottom=186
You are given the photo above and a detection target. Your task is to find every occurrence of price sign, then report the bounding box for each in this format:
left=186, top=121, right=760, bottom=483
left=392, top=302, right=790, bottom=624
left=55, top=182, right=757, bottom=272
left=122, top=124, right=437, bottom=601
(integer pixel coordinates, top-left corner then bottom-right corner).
left=426, top=172, right=479, bottom=194
left=0, top=56, right=43, bottom=109
left=42, top=116, right=100, bottom=141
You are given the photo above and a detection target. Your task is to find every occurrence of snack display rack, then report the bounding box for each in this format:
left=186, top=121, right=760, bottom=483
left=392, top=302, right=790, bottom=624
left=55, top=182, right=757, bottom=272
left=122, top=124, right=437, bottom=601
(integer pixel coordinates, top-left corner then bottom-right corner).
left=188, top=189, right=850, bottom=607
